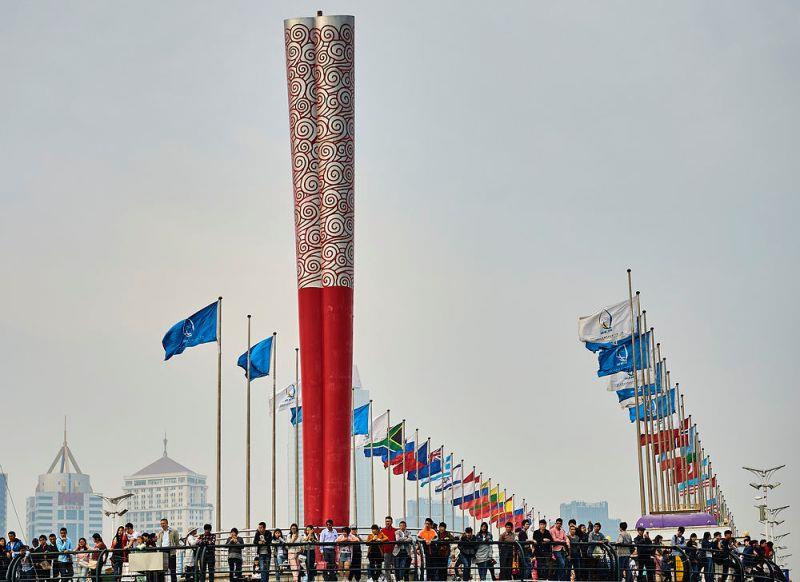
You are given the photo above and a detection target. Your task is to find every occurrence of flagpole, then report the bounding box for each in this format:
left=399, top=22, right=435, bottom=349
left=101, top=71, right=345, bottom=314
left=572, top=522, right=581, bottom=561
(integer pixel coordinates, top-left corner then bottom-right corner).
left=650, top=331, right=667, bottom=512
left=656, top=347, right=672, bottom=511
left=387, top=409, right=392, bottom=517
left=370, top=400, right=375, bottom=525
left=635, top=309, right=654, bottom=514
left=245, top=314, right=252, bottom=530
left=675, top=381, right=686, bottom=509
left=472, top=472, right=479, bottom=532
left=215, top=296, right=222, bottom=531
left=415, top=429, right=420, bottom=529
left=271, top=331, right=277, bottom=528
left=402, top=420, right=407, bottom=523
left=634, top=302, right=654, bottom=514
left=426, top=437, right=432, bottom=522
left=639, top=308, right=658, bottom=513
left=295, top=348, right=300, bottom=524
left=627, top=270, right=647, bottom=517
left=452, top=457, right=459, bottom=530
left=352, top=385, right=358, bottom=527
left=440, top=448, right=445, bottom=525
left=665, top=369, right=679, bottom=509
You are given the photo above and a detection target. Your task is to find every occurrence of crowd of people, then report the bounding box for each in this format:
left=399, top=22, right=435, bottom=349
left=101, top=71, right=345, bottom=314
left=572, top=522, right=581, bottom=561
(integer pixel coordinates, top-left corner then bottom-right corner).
left=0, top=516, right=783, bottom=582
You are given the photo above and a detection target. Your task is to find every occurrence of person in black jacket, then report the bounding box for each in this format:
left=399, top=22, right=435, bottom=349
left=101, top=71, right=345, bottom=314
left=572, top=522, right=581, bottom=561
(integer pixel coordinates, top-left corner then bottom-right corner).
left=253, top=523, right=272, bottom=582
left=456, top=528, right=477, bottom=581
left=633, top=527, right=653, bottom=582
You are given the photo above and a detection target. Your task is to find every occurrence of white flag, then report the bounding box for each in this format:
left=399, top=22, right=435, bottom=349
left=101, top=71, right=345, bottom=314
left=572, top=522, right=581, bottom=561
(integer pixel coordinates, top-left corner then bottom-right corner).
left=354, top=410, right=389, bottom=448
left=269, top=383, right=299, bottom=413
left=606, top=370, right=648, bottom=392
left=578, top=296, right=638, bottom=345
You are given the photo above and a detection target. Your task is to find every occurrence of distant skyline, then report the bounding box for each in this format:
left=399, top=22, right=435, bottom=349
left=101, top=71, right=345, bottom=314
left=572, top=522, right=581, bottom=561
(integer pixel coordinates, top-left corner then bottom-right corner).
left=1, top=0, right=797, bottom=571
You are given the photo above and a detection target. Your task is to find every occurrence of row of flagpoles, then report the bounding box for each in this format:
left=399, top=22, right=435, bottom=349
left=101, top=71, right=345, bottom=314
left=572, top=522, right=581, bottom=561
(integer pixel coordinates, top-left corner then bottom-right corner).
left=162, top=299, right=537, bottom=532
left=279, top=388, right=536, bottom=530
left=577, top=270, right=734, bottom=529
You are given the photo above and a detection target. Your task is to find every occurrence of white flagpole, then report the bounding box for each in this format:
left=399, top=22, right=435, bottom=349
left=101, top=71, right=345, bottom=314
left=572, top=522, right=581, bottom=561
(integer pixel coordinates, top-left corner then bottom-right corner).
left=387, top=409, right=392, bottom=517
left=352, top=385, right=358, bottom=528
left=245, top=314, right=252, bottom=530
left=295, top=348, right=300, bottom=524
left=627, top=270, right=647, bottom=516
left=426, top=437, right=432, bottom=521
left=215, top=296, right=222, bottom=531
left=402, top=420, right=407, bottom=523
left=370, top=399, right=375, bottom=525
left=271, top=331, right=277, bottom=528
left=415, top=429, right=420, bottom=529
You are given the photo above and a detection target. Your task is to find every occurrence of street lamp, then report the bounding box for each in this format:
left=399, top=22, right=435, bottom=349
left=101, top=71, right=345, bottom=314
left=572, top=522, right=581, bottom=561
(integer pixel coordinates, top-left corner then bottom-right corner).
left=94, top=493, right=135, bottom=534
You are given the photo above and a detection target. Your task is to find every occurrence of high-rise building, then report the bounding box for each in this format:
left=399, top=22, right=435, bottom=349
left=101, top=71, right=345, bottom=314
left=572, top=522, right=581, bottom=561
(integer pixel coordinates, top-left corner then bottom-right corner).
left=25, top=428, right=103, bottom=543
left=288, top=371, right=372, bottom=526
left=558, top=500, right=621, bottom=529
left=0, top=473, right=8, bottom=534
left=122, top=438, right=213, bottom=535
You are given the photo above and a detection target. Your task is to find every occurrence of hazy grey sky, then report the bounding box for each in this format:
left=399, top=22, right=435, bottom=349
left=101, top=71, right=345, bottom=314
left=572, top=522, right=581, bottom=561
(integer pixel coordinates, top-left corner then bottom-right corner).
left=1, top=0, right=797, bottom=568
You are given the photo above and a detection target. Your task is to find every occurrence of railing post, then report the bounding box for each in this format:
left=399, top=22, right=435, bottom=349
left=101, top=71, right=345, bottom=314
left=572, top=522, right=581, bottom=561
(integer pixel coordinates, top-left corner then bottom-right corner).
left=6, top=555, right=21, bottom=582
left=604, top=542, right=619, bottom=581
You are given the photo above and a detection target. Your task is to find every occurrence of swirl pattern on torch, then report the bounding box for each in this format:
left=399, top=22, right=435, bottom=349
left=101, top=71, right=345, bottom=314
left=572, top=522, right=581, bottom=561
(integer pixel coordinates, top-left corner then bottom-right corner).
left=314, top=17, right=354, bottom=289
left=285, top=19, right=322, bottom=289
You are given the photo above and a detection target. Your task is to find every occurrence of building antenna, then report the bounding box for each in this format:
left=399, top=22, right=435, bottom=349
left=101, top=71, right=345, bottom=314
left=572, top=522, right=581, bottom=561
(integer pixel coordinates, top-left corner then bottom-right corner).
left=163, top=432, right=168, bottom=457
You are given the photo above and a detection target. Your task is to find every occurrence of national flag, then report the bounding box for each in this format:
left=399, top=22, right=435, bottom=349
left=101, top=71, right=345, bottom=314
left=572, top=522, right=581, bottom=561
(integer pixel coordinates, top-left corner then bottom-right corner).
left=640, top=418, right=690, bottom=447
left=490, top=499, right=515, bottom=524
left=421, top=454, right=452, bottom=487
left=385, top=441, right=415, bottom=469
left=452, top=480, right=477, bottom=507
left=578, top=297, right=639, bottom=348
left=435, top=462, right=462, bottom=493
left=394, top=441, right=427, bottom=475
left=237, top=336, right=273, bottom=380
left=598, top=332, right=650, bottom=377
left=364, top=423, right=404, bottom=461
left=290, top=406, right=302, bottom=426
left=407, top=447, right=443, bottom=481
left=162, top=301, right=218, bottom=360
left=463, top=482, right=489, bottom=510
left=269, top=383, right=300, bottom=413
left=355, top=410, right=389, bottom=448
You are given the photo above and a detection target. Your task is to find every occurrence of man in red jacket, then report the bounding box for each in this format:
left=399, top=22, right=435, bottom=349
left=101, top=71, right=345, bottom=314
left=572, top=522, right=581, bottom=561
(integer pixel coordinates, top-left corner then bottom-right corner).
left=381, top=516, right=397, bottom=581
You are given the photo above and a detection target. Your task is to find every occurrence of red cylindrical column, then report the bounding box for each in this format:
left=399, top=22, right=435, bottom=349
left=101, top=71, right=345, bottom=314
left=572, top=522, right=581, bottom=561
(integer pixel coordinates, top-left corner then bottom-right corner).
left=314, top=14, right=355, bottom=527
left=284, top=17, right=325, bottom=525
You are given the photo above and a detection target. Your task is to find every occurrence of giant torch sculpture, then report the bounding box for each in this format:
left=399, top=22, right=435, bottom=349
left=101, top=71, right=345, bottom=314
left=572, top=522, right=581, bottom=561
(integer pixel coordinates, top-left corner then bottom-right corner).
left=284, top=14, right=355, bottom=526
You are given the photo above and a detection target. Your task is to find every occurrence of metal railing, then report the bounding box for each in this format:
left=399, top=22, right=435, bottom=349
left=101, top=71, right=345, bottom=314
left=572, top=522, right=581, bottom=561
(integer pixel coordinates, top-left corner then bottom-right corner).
left=3, top=538, right=788, bottom=582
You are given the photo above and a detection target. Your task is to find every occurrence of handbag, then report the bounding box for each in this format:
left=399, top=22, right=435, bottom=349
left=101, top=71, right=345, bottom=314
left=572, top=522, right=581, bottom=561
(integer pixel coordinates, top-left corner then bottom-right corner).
left=88, top=560, right=98, bottom=570
left=38, top=560, right=52, bottom=570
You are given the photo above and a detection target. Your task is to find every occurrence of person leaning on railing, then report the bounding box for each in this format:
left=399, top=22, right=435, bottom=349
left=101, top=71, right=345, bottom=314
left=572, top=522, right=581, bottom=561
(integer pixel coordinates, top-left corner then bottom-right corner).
left=196, top=524, right=217, bottom=582
left=287, top=524, right=302, bottom=582
left=366, top=525, right=388, bottom=582
left=393, top=521, right=413, bottom=582
left=301, top=526, right=318, bottom=582
left=253, top=522, right=272, bottom=582
left=455, top=526, right=477, bottom=581
left=226, top=528, right=244, bottom=582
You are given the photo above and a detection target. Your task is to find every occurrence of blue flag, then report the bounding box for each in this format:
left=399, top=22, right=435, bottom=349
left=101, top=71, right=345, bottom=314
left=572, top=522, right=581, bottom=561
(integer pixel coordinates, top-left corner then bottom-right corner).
left=237, top=336, right=273, bottom=380
left=162, top=301, right=218, bottom=361
left=291, top=406, right=302, bottom=426
left=353, top=403, right=369, bottom=436
left=291, top=403, right=371, bottom=437
left=616, top=382, right=660, bottom=404
left=629, top=388, right=675, bottom=422
left=597, top=332, right=650, bottom=377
